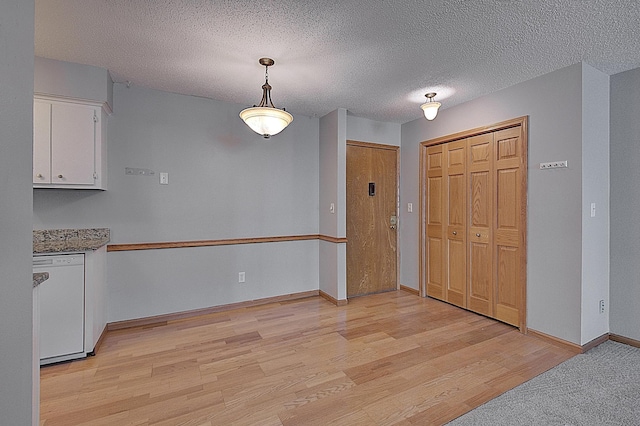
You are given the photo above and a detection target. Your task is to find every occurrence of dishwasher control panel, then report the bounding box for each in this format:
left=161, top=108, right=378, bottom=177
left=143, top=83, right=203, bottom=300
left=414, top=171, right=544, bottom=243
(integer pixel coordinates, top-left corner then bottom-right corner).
left=33, top=254, right=84, bottom=267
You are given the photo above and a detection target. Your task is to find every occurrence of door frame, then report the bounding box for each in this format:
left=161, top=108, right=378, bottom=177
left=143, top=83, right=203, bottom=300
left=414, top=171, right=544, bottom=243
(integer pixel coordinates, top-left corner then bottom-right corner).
left=418, top=116, right=528, bottom=331
left=346, top=140, right=401, bottom=296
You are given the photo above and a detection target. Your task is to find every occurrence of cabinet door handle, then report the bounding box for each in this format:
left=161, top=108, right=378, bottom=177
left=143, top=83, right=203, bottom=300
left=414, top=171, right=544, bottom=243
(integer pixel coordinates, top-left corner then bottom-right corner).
left=36, top=173, right=43, bottom=179
left=476, top=233, right=481, bottom=237
left=452, top=231, right=457, bottom=235
left=57, top=174, right=64, bottom=179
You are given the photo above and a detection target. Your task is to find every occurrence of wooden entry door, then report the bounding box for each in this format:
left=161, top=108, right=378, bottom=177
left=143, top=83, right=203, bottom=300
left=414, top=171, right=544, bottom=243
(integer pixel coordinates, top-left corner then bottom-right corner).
left=346, top=141, right=398, bottom=297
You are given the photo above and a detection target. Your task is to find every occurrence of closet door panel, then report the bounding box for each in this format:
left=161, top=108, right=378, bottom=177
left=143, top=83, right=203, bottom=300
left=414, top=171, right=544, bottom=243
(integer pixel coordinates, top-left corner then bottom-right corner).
left=496, top=246, right=520, bottom=325
left=493, top=127, right=525, bottom=327
left=496, top=168, right=519, bottom=230
left=445, top=140, right=467, bottom=307
left=469, top=240, right=491, bottom=311
left=468, top=133, right=494, bottom=316
left=427, top=236, right=443, bottom=297
left=447, top=238, right=466, bottom=307
left=426, top=145, right=445, bottom=299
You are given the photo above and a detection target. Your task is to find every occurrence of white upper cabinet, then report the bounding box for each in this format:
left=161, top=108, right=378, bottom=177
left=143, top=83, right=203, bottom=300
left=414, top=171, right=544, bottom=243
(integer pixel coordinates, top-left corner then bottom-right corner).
left=33, top=96, right=108, bottom=189
left=33, top=100, right=52, bottom=185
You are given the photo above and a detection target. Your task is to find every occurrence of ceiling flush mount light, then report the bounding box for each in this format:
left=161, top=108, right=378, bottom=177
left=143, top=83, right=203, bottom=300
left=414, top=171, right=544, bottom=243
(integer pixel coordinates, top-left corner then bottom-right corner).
left=239, top=58, right=293, bottom=139
left=420, top=92, right=441, bottom=121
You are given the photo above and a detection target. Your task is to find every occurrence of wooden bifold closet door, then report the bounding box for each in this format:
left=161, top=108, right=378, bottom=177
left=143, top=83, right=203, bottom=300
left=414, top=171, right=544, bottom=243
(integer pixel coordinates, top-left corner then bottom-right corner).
left=467, top=132, right=494, bottom=317
left=420, top=117, right=527, bottom=330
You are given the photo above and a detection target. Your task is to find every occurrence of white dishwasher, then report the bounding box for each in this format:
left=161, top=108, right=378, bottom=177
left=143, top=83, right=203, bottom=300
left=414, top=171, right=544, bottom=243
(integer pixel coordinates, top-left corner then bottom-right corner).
left=33, top=254, right=85, bottom=365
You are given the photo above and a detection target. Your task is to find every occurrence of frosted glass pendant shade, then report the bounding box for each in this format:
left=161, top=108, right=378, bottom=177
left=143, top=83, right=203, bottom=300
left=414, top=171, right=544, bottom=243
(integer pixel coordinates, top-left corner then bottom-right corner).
left=239, top=106, right=293, bottom=138
left=420, top=100, right=441, bottom=120
left=420, top=92, right=441, bottom=121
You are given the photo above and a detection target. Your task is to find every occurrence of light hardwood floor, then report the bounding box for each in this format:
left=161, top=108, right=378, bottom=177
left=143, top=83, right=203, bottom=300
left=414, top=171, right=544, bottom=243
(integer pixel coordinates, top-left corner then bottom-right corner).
left=40, top=290, right=575, bottom=425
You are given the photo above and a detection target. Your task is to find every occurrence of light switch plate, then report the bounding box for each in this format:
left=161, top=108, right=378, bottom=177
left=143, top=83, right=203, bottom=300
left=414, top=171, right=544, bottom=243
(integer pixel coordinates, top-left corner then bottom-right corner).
left=160, top=172, right=169, bottom=185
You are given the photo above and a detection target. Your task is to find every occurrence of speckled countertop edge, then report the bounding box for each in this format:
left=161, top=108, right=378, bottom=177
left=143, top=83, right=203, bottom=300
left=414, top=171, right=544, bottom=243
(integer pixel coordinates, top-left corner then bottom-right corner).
left=33, top=272, right=49, bottom=288
left=33, top=228, right=110, bottom=254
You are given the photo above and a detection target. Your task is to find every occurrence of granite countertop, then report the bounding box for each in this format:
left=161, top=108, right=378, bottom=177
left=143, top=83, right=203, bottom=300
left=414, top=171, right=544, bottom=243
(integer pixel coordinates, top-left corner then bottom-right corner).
left=33, top=272, right=49, bottom=288
left=33, top=228, right=110, bottom=254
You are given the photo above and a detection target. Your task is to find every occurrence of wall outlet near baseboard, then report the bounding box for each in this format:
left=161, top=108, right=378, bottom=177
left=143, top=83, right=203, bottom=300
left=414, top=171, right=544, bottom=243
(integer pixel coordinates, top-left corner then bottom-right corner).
left=599, top=299, right=605, bottom=314
left=238, top=272, right=245, bottom=283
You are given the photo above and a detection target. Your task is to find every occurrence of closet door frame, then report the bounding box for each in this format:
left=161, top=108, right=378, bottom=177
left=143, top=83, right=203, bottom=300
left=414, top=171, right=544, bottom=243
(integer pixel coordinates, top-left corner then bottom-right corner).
left=418, top=116, right=528, bottom=332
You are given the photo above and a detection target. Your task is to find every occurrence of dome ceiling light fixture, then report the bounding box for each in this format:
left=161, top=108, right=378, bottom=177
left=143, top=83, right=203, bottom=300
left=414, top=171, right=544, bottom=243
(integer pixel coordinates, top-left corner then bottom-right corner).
left=239, top=57, right=293, bottom=139
left=420, top=92, right=441, bottom=121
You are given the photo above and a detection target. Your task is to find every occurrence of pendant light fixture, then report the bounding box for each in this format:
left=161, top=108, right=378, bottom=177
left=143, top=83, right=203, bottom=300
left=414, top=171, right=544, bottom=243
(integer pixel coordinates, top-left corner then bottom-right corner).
left=239, top=58, right=293, bottom=139
left=420, top=92, right=441, bottom=121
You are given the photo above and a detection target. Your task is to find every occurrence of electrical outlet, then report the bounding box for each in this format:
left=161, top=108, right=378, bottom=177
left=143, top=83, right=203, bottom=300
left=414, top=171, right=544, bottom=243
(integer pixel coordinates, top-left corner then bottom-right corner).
left=408, top=203, right=413, bottom=213
left=238, top=272, right=245, bottom=283
left=599, top=299, right=605, bottom=314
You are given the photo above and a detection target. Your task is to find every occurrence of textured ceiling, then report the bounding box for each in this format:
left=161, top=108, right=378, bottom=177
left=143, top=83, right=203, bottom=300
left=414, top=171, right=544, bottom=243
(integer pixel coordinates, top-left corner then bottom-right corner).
left=35, top=0, right=640, bottom=124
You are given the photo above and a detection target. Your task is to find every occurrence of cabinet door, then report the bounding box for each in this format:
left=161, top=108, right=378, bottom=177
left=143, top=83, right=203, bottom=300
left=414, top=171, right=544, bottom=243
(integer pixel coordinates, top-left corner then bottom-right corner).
left=51, top=103, right=96, bottom=185
left=445, top=140, right=467, bottom=307
left=33, top=100, right=51, bottom=184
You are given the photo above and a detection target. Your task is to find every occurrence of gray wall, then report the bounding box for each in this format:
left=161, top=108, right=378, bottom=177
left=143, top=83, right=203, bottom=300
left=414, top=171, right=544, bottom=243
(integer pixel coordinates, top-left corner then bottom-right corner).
left=610, top=67, right=640, bottom=341
left=0, top=0, right=34, bottom=423
left=580, top=64, right=610, bottom=344
left=346, top=114, right=401, bottom=146
left=317, top=112, right=401, bottom=301
left=34, top=83, right=320, bottom=322
left=35, top=56, right=113, bottom=109
left=318, top=109, right=347, bottom=300
left=400, top=63, right=591, bottom=344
